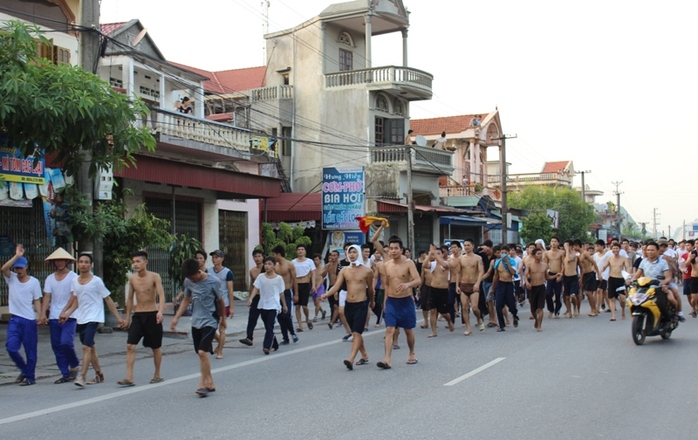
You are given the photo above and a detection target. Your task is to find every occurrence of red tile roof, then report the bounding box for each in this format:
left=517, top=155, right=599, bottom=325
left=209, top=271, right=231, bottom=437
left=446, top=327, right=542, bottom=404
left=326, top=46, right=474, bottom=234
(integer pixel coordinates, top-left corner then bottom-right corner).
left=171, top=62, right=266, bottom=94
left=100, top=22, right=127, bottom=36
left=410, top=114, right=486, bottom=136
left=541, top=161, right=571, bottom=173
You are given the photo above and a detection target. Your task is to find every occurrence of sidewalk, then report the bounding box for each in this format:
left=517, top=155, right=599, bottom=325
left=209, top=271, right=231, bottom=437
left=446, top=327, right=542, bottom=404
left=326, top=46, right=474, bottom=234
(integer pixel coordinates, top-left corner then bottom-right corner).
left=0, top=299, right=309, bottom=386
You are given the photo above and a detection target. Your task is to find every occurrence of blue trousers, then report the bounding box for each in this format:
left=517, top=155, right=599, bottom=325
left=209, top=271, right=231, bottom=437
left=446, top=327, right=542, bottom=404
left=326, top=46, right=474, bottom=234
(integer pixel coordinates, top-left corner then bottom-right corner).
left=546, top=278, right=563, bottom=315
left=495, top=282, right=518, bottom=329
left=260, top=309, right=279, bottom=350
left=245, top=295, right=262, bottom=340
left=276, top=289, right=296, bottom=342
left=6, top=316, right=38, bottom=381
left=49, top=318, right=80, bottom=378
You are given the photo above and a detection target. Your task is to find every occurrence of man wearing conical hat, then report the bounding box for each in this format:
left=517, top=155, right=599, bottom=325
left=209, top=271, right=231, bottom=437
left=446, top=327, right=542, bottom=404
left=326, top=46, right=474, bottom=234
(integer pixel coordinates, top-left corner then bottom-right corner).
left=41, top=247, right=80, bottom=383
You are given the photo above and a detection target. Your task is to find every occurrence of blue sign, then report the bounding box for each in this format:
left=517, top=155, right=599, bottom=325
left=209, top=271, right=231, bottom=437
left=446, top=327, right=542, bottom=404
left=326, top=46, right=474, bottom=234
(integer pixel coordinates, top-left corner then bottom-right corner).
left=322, top=167, right=365, bottom=230
left=0, top=135, right=46, bottom=184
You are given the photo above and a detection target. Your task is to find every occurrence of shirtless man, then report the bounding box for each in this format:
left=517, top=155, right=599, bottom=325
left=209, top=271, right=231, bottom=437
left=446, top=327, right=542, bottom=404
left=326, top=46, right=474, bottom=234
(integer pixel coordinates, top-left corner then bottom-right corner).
left=240, top=249, right=264, bottom=347
left=427, top=245, right=454, bottom=337
left=447, top=242, right=463, bottom=327
left=323, top=250, right=341, bottom=328
left=273, top=245, right=298, bottom=345
left=600, top=242, right=631, bottom=321
left=525, top=248, right=553, bottom=331
left=321, top=245, right=374, bottom=370
left=120, top=251, right=165, bottom=386
left=592, top=240, right=611, bottom=316
left=685, top=240, right=698, bottom=317
left=311, top=254, right=327, bottom=322
left=562, top=240, right=582, bottom=318
left=292, top=244, right=316, bottom=332
left=477, top=241, right=497, bottom=327
left=579, top=242, right=601, bottom=317
left=492, top=244, right=519, bottom=331
left=543, top=237, right=564, bottom=318
left=377, top=237, right=421, bottom=369
left=456, top=239, right=484, bottom=334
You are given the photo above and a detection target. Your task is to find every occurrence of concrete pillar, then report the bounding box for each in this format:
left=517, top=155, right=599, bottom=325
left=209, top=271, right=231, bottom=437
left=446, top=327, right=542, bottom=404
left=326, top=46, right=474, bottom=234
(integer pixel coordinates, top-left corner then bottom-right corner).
left=365, top=15, right=372, bottom=68
left=401, top=28, right=408, bottom=66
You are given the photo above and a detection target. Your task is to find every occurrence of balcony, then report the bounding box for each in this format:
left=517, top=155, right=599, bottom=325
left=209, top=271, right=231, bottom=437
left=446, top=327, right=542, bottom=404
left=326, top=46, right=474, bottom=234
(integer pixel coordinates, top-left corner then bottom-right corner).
left=439, top=185, right=501, bottom=200
left=487, top=172, right=573, bottom=188
left=250, top=85, right=294, bottom=102
left=142, top=107, right=278, bottom=162
left=325, top=66, right=433, bottom=101
left=370, top=145, right=453, bottom=174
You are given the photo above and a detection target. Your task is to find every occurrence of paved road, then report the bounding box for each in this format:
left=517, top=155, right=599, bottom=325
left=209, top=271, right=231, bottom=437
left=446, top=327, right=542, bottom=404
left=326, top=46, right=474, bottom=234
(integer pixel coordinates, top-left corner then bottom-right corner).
left=1, top=303, right=698, bottom=439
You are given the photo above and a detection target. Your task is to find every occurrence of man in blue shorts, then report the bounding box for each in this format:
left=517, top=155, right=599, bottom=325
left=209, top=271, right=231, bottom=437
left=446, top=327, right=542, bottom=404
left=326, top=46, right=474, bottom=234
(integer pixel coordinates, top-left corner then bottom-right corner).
left=376, top=237, right=421, bottom=369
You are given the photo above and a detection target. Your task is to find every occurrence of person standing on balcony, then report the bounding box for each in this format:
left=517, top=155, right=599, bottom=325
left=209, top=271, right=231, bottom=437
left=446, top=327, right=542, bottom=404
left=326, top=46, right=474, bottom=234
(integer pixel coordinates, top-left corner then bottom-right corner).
left=405, top=129, right=414, bottom=145
left=179, top=96, right=193, bottom=114
left=2, top=244, right=42, bottom=386
left=433, top=131, right=447, bottom=150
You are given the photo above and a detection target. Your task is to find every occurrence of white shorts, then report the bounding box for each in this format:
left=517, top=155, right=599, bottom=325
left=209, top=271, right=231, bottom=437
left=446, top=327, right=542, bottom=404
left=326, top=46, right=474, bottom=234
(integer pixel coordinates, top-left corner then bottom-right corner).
left=339, top=290, right=347, bottom=307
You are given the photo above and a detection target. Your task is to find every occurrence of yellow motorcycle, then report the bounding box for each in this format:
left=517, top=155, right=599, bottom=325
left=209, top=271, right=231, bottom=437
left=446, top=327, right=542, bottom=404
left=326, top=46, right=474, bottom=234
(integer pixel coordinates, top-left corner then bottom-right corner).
left=626, top=277, right=678, bottom=345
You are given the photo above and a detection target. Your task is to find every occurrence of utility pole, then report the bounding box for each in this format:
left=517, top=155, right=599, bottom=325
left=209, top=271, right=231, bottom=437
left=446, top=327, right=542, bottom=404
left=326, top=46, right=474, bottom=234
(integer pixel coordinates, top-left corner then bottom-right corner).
left=79, top=0, right=101, bottom=274
left=683, top=220, right=686, bottom=241
left=576, top=170, right=591, bottom=202
left=491, top=134, right=517, bottom=243
left=262, top=0, right=270, bottom=64
left=405, top=145, right=415, bottom=255
left=612, top=181, right=623, bottom=238
left=652, top=208, right=659, bottom=239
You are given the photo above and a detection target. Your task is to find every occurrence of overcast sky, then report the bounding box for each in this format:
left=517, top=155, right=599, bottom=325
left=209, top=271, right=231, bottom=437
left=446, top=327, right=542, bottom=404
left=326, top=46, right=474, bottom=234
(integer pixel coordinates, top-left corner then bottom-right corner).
left=101, top=0, right=698, bottom=239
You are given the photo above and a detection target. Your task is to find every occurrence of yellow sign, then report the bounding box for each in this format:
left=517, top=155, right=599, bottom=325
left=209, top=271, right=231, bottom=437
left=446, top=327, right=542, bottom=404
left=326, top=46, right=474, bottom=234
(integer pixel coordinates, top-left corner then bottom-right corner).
left=0, top=174, right=45, bottom=184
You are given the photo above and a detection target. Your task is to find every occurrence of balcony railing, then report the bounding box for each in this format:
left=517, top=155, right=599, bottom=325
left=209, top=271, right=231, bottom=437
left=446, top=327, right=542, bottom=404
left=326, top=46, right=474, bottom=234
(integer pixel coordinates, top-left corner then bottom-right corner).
left=439, top=185, right=500, bottom=200
left=326, top=65, right=433, bottom=91
left=250, top=85, right=293, bottom=102
left=371, top=145, right=452, bottom=171
left=487, top=172, right=572, bottom=186
left=144, top=108, right=278, bottom=158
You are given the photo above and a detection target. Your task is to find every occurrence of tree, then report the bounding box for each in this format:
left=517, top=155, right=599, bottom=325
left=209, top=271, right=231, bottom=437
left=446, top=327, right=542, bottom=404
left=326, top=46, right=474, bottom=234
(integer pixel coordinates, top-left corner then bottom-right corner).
left=0, top=21, right=155, bottom=178
left=261, top=222, right=312, bottom=259
left=509, top=186, right=596, bottom=243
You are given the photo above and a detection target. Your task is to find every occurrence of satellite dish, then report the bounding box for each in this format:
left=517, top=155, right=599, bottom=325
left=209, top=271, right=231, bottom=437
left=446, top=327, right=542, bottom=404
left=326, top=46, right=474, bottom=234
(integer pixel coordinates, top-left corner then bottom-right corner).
left=132, top=28, right=148, bottom=47
left=415, top=135, right=427, bottom=147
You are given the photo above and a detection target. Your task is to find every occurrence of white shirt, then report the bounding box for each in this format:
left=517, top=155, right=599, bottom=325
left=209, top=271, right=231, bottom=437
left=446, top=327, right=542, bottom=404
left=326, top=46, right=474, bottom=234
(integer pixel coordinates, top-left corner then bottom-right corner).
left=44, top=271, right=78, bottom=320
left=292, top=258, right=315, bottom=278
left=593, top=251, right=611, bottom=280
left=253, top=273, right=285, bottom=312
left=72, top=275, right=111, bottom=324
left=4, top=272, right=41, bottom=320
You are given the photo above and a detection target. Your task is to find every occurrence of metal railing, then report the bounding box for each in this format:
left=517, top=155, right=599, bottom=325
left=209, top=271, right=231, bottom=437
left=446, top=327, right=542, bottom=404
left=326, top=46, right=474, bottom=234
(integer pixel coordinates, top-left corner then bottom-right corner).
left=250, top=85, right=294, bottom=102
left=487, top=172, right=572, bottom=186
left=144, top=108, right=278, bottom=158
left=326, top=65, right=433, bottom=90
left=371, top=145, right=452, bottom=169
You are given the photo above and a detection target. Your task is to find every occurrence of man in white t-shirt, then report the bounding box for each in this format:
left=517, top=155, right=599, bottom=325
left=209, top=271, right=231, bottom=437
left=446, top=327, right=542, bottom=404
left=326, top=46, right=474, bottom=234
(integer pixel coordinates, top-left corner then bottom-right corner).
left=40, top=247, right=79, bottom=384
left=2, top=245, right=42, bottom=386
left=207, top=250, right=234, bottom=359
left=60, top=253, right=124, bottom=387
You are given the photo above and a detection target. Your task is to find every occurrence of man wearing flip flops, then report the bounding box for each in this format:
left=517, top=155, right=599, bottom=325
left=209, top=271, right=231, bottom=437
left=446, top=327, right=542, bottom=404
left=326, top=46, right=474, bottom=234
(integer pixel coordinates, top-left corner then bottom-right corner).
left=2, top=244, right=42, bottom=386
left=118, top=251, right=166, bottom=387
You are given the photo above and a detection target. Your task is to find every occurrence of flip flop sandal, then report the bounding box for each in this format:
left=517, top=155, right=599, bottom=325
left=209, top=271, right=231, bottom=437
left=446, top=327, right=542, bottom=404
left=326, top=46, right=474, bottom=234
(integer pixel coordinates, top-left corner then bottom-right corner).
left=149, top=377, right=165, bottom=384
left=355, top=358, right=370, bottom=366
left=117, top=379, right=135, bottom=387
left=54, top=377, right=72, bottom=384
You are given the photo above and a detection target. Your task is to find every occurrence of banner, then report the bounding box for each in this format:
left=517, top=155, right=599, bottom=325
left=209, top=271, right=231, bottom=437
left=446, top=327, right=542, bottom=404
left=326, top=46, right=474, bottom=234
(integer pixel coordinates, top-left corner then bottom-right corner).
left=0, top=134, right=45, bottom=185
left=322, top=166, right=365, bottom=230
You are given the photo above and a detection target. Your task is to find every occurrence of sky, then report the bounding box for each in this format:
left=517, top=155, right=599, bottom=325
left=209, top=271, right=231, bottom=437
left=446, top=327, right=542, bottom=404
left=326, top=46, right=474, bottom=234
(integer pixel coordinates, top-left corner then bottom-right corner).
left=100, top=0, right=698, bottom=239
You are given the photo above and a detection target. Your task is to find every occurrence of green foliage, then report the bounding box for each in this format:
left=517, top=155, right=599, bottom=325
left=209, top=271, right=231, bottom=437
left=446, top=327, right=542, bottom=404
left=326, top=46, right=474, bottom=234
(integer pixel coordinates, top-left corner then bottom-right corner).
left=168, top=233, right=204, bottom=290
left=0, top=21, right=156, bottom=178
left=261, top=222, right=312, bottom=260
left=62, top=187, right=172, bottom=306
left=509, top=186, right=595, bottom=243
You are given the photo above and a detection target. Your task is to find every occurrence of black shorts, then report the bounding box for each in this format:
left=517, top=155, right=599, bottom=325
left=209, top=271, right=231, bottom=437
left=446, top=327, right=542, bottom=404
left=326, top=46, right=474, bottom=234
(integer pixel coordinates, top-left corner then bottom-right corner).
left=428, top=287, right=450, bottom=315
left=598, top=279, right=608, bottom=291
left=420, top=284, right=431, bottom=310
left=607, top=277, right=626, bottom=299
left=529, top=285, right=545, bottom=312
left=563, top=275, right=580, bottom=296
left=191, top=326, right=216, bottom=354
left=582, top=272, right=597, bottom=292
left=294, top=283, right=311, bottom=306
left=77, top=322, right=99, bottom=348
left=127, top=311, right=163, bottom=349
left=691, top=278, right=698, bottom=294
left=344, top=301, right=368, bottom=334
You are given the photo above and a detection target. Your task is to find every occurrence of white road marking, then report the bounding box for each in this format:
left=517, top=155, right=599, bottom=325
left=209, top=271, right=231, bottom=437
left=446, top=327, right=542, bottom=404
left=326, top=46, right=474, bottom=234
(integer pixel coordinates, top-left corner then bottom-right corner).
left=443, top=357, right=506, bottom=387
left=0, top=329, right=387, bottom=426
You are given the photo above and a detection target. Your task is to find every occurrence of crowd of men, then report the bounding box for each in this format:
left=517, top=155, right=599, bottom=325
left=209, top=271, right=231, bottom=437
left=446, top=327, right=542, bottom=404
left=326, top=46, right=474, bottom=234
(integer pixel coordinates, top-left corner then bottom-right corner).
left=4, top=232, right=697, bottom=394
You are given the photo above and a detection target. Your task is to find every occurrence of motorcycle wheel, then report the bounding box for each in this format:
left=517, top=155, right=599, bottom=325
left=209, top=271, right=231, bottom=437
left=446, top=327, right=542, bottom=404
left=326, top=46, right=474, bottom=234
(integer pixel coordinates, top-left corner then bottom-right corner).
left=660, top=330, right=672, bottom=340
left=632, top=315, right=646, bottom=345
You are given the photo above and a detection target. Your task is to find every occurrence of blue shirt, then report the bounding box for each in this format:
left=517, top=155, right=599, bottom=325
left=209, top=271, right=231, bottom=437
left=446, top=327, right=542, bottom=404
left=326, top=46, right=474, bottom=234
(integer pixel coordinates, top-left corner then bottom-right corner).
left=183, top=275, right=225, bottom=329
left=638, top=257, right=669, bottom=280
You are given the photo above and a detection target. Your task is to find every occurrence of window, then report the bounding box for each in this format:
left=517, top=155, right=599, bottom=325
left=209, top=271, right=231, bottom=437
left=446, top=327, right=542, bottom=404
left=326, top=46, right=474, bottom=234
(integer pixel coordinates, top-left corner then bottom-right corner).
left=375, top=118, right=405, bottom=146
left=338, top=32, right=354, bottom=47
left=36, top=38, right=71, bottom=65
left=281, top=126, right=292, bottom=156
left=339, top=48, right=353, bottom=71
left=376, top=95, right=389, bottom=112
left=394, top=99, right=404, bottom=116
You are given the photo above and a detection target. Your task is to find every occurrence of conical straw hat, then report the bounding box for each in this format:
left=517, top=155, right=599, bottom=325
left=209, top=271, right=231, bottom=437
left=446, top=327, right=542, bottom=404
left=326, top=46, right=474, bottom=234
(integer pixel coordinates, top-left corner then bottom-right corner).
left=45, top=247, right=75, bottom=261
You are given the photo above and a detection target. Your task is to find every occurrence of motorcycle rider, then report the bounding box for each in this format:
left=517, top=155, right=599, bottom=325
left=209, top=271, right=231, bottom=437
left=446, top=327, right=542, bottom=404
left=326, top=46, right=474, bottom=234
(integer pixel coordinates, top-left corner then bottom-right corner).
left=628, top=241, right=674, bottom=320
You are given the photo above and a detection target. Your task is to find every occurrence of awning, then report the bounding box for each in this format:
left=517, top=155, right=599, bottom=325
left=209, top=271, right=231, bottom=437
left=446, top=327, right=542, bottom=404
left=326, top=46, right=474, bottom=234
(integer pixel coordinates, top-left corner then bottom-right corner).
left=376, top=200, right=469, bottom=214
left=115, top=154, right=281, bottom=199
left=262, top=192, right=322, bottom=222
left=439, top=215, right=492, bottom=227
